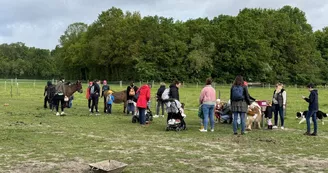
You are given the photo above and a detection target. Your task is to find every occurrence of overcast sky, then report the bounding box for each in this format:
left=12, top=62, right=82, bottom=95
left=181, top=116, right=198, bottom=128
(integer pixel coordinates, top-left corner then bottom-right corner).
left=1, top=0, right=327, bottom=50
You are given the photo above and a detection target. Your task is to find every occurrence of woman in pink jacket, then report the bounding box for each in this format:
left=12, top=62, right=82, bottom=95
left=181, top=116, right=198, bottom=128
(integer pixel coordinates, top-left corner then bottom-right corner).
left=199, top=78, right=217, bottom=132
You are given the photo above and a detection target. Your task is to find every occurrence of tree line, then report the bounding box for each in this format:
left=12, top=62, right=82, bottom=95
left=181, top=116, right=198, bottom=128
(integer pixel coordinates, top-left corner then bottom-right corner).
left=2, top=6, right=328, bottom=84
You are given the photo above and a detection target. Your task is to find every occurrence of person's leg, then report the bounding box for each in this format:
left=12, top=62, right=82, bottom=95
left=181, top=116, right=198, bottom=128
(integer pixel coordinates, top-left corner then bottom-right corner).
left=312, top=112, right=318, bottom=134
left=44, top=96, right=48, bottom=108
left=273, top=104, right=279, bottom=127
left=305, top=110, right=312, bottom=134
left=88, top=98, right=91, bottom=110
left=161, top=101, right=165, bottom=116
left=156, top=101, right=160, bottom=115
left=109, top=104, right=112, bottom=114
left=209, top=105, right=215, bottom=130
left=91, top=95, right=95, bottom=113
left=279, top=106, right=284, bottom=127
left=95, top=95, right=99, bottom=113
left=202, top=104, right=209, bottom=130
left=139, top=108, right=146, bottom=125
left=54, top=96, right=59, bottom=113
left=233, top=112, right=238, bottom=134
left=240, top=112, right=246, bottom=134
left=104, top=97, right=107, bottom=113
left=60, top=97, right=65, bottom=112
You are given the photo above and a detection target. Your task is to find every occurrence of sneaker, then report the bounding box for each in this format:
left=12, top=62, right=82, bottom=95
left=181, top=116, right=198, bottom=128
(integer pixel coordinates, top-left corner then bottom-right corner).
left=60, top=112, right=65, bottom=116
left=95, top=112, right=100, bottom=116
left=56, top=112, right=60, bottom=116
left=153, top=115, right=159, bottom=118
left=89, top=108, right=91, bottom=112
left=272, top=126, right=278, bottom=129
left=241, top=132, right=246, bottom=135
left=161, top=115, right=165, bottom=118
left=211, top=129, right=214, bottom=132
left=199, top=129, right=207, bottom=132
left=234, top=132, right=238, bottom=135
left=303, top=132, right=310, bottom=136
left=281, top=126, right=284, bottom=130
left=310, top=133, right=317, bottom=136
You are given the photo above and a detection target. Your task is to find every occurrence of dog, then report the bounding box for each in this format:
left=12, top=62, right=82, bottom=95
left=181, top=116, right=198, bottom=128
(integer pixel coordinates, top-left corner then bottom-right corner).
left=246, top=102, right=262, bottom=130
left=296, top=110, right=328, bottom=125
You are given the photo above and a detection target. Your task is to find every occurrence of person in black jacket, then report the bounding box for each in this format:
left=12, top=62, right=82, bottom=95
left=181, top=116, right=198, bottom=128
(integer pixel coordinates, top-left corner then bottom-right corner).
left=44, top=81, right=52, bottom=108
left=126, top=81, right=139, bottom=115
left=101, top=80, right=110, bottom=113
left=90, top=79, right=101, bottom=115
left=155, top=83, right=166, bottom=118
left=169, top=80, right=181, bottom=101
left=302, top=83, right=319, bottom=136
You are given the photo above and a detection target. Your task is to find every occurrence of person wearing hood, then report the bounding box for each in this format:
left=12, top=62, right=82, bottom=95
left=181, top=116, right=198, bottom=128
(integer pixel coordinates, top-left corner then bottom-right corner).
left=136, top=83, right=151, bottom=126
left=272, top=83, right=287, bottom=129
left=44, top=81, right=52, bottom=109
left=154, top=82, right=166, bottom=118
left=302, top=83, right=318, bottom=136
left=169, top=80, right=181, bottom=101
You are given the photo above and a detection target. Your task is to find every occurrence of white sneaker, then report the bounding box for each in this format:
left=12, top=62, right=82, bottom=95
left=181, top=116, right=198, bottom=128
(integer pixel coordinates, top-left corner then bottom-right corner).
left=60, top=112, right=65, bottom=116
left=273, top=126, right=278, bottom=129
left=56, top=112, right=60, bottom=116
left=211, top=129, right=214, bottom=132
left=95, top=112, right=100, bottom=116
left=89, top=108, right=91, bottom=112
left=199, top=129, right=207, bottom=132
left=161, top=115, right=165, bottom=118
left=281, top=126, right=284, bottom=130
left=153, top=115, right=159, bottom=118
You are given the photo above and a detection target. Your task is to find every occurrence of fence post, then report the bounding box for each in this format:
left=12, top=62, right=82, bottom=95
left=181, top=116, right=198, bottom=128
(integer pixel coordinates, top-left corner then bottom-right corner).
left=120, top=81, right=122, bottom=88
left=152, top=80, right=154, bottom=88
left=11, top=84, right=12, bottom=98
left=196, top=82, right=198, bottom=88
left=5, top=81, right=6, bottom=91
left=139, top=81, right=141, bottom=87
left=269, top=83, right=270, bottom=89
left=16, top=82, right=19, bottom=95
left=34, top=80, right=36, bottom=89
left=52, top=79, right=54, bottom=84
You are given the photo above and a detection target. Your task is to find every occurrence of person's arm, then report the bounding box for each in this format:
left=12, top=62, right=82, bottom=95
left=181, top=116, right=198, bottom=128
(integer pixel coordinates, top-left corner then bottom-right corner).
left=230, top=87, right=233, bottom=101
left=304, top=93, right=312, bottom=103
left=112, top=95, right=115, bottom=102
left=44, top=86, right=47, bottom=96
left=199, top=88, right=204, bottom=105
left=282, top=91, right=287, bottom=107
left=146, top=88, right=151, bottom=101
left=101, top=86, right=104, bottom=97
left=244, top=87, right=251, bottom=105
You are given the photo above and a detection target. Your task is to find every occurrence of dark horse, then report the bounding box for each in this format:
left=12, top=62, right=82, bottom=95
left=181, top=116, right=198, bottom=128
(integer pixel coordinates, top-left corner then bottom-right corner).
left=64, top=81, right=83, bottom=97
left=104, top=90, right=127, bottom=113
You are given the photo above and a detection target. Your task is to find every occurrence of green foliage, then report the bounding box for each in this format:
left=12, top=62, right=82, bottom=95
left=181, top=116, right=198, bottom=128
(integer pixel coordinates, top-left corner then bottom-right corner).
left=2, top=6, right=328, bottom=85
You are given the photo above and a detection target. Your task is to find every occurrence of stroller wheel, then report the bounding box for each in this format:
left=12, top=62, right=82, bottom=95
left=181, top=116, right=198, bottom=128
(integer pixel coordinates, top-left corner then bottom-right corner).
left=165, top=127, right=169, bottom=131
left=176, top=128, right=180, bottom=132
left=132, top=116, right=137, bottom=123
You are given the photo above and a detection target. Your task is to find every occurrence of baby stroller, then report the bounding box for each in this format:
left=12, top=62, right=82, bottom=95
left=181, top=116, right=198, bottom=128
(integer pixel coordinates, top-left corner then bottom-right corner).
left=165, top=100, right=186, bottom=131
left=132, top=107, right=153, bottom=123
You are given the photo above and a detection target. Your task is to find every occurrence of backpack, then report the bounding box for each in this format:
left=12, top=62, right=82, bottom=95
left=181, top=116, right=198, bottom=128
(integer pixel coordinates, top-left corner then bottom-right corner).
left=129, top=87, right=135, bottom=96
left=161, top=88, right=170, bottom=100
left=231, top=86, right=244, bottom=101
left=90, top=85, right=95, bottom=95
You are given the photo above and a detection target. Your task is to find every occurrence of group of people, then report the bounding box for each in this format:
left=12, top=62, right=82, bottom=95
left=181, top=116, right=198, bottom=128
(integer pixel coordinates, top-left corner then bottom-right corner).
left=43, top=78, right=73, bottom=116
left=199, top=75, right=319, bottom=136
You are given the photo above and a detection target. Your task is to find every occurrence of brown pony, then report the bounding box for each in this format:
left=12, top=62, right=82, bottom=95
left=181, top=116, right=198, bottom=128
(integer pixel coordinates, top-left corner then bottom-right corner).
left=64, top=81, right=83, bottom=97
left=104, top=90, right=127, bottom=113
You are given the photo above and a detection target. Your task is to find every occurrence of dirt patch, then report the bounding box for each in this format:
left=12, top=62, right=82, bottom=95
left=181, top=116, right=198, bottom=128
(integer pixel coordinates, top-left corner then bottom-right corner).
left=9, top=158, right=90, bottom=173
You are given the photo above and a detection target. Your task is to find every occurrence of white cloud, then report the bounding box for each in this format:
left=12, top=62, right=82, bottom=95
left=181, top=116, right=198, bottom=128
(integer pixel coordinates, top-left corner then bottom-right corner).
left=0, top=0, right=328, bottom=49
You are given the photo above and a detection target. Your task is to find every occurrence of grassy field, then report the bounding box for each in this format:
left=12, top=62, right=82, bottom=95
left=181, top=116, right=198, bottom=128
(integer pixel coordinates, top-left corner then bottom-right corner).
left=1, top=80, right=328, bottom=173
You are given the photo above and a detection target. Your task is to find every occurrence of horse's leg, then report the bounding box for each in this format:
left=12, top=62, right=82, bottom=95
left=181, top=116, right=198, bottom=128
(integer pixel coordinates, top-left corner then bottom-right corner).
left=123, top=101, right=126, bottom=113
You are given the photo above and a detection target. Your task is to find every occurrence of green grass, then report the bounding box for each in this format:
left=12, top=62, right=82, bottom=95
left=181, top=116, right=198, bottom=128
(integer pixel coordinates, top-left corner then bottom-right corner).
left=0, top=81, right=328, bottom=172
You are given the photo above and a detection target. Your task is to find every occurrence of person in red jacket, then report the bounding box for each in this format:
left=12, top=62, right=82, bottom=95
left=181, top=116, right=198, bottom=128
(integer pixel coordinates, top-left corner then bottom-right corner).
left=136, top=83, right=151, bottom=125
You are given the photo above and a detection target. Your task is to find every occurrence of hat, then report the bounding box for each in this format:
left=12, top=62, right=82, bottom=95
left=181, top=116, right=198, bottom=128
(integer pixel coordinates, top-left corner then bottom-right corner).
left=108, top=90, right=113, bottom=94
left=89, top=82, right=93, bottom=86
left=103, top=80, right=107, bottom=85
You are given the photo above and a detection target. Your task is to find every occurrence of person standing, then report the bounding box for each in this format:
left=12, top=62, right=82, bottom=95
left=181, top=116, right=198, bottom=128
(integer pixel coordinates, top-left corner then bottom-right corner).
left=101, top=80, right=110, bottom=113
left=199, top=78, right=216, bottom=132
left=126, top=81, right=139, bottom=115
left=90, top=79, right=101, bottom=115
left=54, top=78, right=66, bottom=116
left=230, top=75, right=251, bottom=135
left=169, top=80, right=181, bottom=101
left=302, top=83, right=318, bottom=136
left=272, top=83, right=287, bottom=129
left=44, top=81, right=52, bottom=109
left=106, top=90, right=115, bottom=114
left=154, top=82, right=166, bottom=118
left=136, top=84, right=151, bottom=126
left=86, top=81, right=93, bottom=112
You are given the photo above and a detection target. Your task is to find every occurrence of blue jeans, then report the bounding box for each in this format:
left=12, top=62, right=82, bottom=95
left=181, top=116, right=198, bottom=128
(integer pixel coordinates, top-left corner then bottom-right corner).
left=138, top=108, right=146, bottom=125
left=202, top=104, right=215, bottom=130
left=274, top=104, right=284, bottom=126
left=233, top=112, right=246, bottom=133
left=127, top=103, right=135, bottom=115
left=306, top=110, right=317, bottom=134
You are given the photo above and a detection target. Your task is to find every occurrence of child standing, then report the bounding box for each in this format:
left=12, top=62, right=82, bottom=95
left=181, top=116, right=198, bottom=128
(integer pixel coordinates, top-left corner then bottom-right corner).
left=265, top=101, right=273, bottom=129
left=302, top=83, right=318, bottom=136
left=106, top=90, right=115, bottom=114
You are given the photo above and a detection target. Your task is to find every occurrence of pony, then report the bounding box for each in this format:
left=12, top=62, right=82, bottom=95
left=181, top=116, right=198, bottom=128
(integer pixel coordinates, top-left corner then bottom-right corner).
left=104, top=90, right=127, bottom=113
left=64, top=80, right=83, bottom=97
